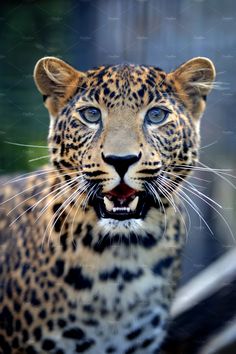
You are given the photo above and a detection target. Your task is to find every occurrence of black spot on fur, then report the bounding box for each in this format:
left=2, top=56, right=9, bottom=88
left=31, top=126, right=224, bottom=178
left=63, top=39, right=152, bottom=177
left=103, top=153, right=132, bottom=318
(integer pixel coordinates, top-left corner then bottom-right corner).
left=64, top=267, right=93, bottom=290
left=13, top=301, right=21, bottom=313
left=141, top=337, right=155, bottom=348
left=60, top=233, right=67, bottom=251
left=124, top=345, right=138, bottom=354
left=51, top=259, right=65, bottom=277
left=30, top=289, right=41, bottom=306
left=58, top=319, right=67, bottom=328
left=0, top=305, right=13, bottom=336
left=63, top=327, right=85, bottom=340
left=122, top=268, right=143, bottom=282
left=38, top=309, right=47, bottom=319
left=75, top=339, right=95, bottom=352
left=152, top=256, right=174, bottom=276
left=151, top=314, right=161, bottom=327
left=138, top=87, right=145, bottom=98
left=12, top=337, right=19, bottom=349
left=33, top=326, right=42, bottom=341
left=83, top=304, right=94, bottom=313
left=83, top=319, right=99, bottom=326
left=42, top=339, right=55, bottom=350
left=55, top=350, right=64, bottom=354
left=24, top=310, right=33, bottom=325
left=15, top=319, right=21, bottom=332
left=0, top=334, right=11, bottom=353
left=141, top=233, right=157, bottom=248
left=126, top=327, right=143, bottom=340
left=22, top=329, right=29, bottom=342
left=99, top=267, right=120, bottom=281
left=26, top=345, right=37, bottom=354
left=47, top=320, right=54, bottom=331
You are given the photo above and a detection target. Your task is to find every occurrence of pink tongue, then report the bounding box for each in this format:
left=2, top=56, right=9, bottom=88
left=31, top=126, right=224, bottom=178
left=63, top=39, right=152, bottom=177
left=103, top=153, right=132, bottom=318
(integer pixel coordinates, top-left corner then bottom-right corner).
left=108, top=183, right=136, bottom=200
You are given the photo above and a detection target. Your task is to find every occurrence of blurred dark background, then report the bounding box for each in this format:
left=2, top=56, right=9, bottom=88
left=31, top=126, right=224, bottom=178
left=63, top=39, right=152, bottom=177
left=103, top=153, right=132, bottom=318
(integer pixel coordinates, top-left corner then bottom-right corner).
left=0, top=0, right=236, bottom=283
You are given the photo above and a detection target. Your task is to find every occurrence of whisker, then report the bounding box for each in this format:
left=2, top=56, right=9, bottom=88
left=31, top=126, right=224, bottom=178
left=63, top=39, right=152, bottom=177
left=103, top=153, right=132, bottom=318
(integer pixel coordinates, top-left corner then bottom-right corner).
left=69, top=183, right=100, bottom=241
left=146, top=182, right=167, bottom=238
left=154, top=179, right=176, bottom=212
left=5, top=167, right=81, bottom=185
left=164, top=171, right=222, bottom=209
left=28, top=155, right=50, bottom=163
left=1, top=178, right=58, bottom=206
left=7, top=177, right=75, bottom=216
left=155, top=178, right=190, bottom=237
left=54, top=183, right=90, bottom=246
left=172, top=163, right=234, bottom=174
left=163, top=179, right=214, bottom=235
left=44, top=180, right=89, bottom=244
left=200, top=140, right=218, bottom=150
left=162, top=176, right=235, bottom=242
left=198, top=160, right=236, bottom=187
left=35, top=175, right=86, bottom=223
left=2, top=168, right=57, bottom=185
left=9, top=176, right=83, bottom=227
left=1, top=169, right=84, bottom=207
left=170, top=163, right=236, bottom=189
left=4, top=141, right=48, bottom=148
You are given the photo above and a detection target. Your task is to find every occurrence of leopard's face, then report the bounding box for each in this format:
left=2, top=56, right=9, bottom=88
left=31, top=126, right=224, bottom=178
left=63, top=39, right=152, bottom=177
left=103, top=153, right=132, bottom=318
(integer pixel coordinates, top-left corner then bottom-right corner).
left=34, top=57, right=215, bottom=227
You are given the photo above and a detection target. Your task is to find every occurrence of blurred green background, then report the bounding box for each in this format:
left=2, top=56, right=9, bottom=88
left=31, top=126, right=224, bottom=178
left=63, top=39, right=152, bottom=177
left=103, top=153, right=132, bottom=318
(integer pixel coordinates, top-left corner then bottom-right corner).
left=0, top=0, right=236, bottom=281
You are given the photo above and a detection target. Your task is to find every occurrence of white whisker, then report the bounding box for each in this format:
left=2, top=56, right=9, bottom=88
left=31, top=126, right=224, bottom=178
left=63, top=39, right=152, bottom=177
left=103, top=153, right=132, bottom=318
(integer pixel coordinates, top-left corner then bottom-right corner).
left=4, top=141, right=48, bottom=148
left=28, top=155, right=50, bottom=163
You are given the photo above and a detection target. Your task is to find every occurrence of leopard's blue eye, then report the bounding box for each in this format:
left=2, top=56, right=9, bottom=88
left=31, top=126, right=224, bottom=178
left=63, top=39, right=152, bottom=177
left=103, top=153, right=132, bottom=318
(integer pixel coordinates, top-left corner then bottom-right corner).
left=79, top=107, right=101, bottom=124
left=145, top=107, right=169, bottom=125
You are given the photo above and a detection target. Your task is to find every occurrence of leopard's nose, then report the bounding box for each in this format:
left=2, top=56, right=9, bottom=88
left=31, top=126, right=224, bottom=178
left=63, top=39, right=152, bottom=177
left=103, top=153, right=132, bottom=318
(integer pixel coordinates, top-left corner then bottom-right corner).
left=102, top=153, right=141, bottom=178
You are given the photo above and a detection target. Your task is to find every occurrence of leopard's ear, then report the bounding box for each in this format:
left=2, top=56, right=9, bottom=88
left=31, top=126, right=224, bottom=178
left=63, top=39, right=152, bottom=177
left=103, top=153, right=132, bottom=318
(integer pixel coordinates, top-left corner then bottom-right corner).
left=34, top=57, right=85, bottom=116
left=168, top=57, right=216, bottom=118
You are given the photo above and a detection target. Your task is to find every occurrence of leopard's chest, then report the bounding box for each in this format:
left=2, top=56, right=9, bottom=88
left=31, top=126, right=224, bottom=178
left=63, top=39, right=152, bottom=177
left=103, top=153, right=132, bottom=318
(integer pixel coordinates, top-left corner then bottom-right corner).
left=3, top=202, right=183, bottom=354
left=41, top=264, right=170, bottom=354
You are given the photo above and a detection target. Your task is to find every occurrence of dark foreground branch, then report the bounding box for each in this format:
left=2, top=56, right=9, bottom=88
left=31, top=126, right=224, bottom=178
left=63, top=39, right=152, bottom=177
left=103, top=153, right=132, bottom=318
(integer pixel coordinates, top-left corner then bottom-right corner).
left=162, top=248, right=236, bottom=354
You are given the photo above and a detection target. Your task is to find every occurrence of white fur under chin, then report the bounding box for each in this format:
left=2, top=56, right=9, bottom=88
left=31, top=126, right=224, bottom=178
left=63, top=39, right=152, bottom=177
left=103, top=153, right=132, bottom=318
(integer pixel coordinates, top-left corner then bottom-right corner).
left=97, top=218, right=144, bottom=237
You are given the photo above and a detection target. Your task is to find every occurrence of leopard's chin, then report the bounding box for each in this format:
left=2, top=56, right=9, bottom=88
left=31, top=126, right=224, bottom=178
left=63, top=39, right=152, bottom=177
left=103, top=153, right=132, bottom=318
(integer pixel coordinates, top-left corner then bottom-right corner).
left=90, top=183, right=157, bottom=220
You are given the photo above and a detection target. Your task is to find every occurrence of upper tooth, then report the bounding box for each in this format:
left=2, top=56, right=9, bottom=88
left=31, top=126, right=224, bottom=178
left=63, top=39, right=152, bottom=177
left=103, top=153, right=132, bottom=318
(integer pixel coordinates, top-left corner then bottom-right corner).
left=129, top=196, right=139, bottom=211
left=104, top=196, right=114, bottom=211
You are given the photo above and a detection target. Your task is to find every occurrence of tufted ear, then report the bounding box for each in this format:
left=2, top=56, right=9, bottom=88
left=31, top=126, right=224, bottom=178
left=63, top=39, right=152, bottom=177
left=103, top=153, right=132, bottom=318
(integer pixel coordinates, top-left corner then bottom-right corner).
left=168, top=57, right=216, bottom=118
left=34, top=57, right=85, bottom=116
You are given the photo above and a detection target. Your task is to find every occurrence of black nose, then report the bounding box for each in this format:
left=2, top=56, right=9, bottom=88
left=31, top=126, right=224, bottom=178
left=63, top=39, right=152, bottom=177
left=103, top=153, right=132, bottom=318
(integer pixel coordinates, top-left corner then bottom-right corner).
left=102, top=153, right=141, bottom=178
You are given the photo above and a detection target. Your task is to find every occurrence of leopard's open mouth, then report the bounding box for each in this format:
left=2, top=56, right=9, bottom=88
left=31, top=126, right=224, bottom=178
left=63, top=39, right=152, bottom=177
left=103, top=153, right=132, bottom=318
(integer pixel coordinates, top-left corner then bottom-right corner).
left=91, top=183, right=152, bottom=220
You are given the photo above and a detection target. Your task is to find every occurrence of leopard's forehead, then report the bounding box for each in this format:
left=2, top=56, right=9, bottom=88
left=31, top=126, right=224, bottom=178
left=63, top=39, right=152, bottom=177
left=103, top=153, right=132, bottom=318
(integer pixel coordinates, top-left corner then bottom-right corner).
left=78, top=64, right=168, bottom=109
left=86, top=64, right=165, bottom=82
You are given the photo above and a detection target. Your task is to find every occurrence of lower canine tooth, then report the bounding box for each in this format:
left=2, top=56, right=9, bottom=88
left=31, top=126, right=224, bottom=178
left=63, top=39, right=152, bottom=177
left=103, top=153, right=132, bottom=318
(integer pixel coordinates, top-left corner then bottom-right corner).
left=104, top=196, right=114, bottom=211
left=129, top=196, right=139, bottom=211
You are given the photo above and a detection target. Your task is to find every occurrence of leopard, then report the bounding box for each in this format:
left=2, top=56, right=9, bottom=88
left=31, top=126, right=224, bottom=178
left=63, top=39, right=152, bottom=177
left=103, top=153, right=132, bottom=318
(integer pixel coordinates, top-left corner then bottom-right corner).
left=0, top=56, right=215, bottom=354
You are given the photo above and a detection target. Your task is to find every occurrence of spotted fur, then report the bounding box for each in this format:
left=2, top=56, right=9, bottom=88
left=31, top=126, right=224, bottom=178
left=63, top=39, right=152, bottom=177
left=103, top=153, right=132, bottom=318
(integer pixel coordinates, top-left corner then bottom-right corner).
left=0, top=57, right=215, bottom=353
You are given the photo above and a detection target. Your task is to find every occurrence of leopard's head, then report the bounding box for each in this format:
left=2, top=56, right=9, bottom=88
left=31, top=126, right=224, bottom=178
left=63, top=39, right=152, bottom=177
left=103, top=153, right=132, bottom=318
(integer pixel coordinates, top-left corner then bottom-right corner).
left=34, top=57, right=215, bottom=228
